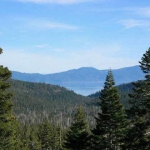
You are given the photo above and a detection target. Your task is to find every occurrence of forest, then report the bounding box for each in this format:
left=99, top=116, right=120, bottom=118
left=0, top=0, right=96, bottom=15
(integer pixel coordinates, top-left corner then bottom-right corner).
left=1, top=47, right=150, bottom=150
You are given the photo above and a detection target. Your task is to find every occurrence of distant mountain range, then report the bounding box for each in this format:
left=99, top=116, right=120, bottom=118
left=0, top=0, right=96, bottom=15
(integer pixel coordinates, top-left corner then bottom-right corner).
left=11, top=65, right=144, bottom=95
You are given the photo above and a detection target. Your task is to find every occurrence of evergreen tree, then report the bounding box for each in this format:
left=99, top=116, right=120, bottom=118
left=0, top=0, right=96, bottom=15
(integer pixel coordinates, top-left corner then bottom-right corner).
left=122, top=116, right=150, bottom=150
left=124, top=48, right=150, bottom=149
left=28, top=126, right=41, bottom=150
left=0, top=48, right=17, bottom=150
left=127, top=48, right=150, bottom=117
left=51, top=126, right=62, bottom=150
left=63, top=106, right=90, bottom=150
left=38, top=120, right=52, bottom=150
left=92, top=70, right=128, bottom=150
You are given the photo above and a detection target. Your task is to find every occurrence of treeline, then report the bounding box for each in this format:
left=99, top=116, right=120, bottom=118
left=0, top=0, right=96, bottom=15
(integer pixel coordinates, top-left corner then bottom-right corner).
left=9, top=79, right=98, bottom=127
left=1, top=47, right=150, bottom=149
left=9, top=77, right=133, bottom=127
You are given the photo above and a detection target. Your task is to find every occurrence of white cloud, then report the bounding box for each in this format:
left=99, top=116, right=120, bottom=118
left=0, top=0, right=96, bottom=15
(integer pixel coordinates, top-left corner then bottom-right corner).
left=139, top=7, right=150, bottom=17
left=13, top=17, right=78, bottom=30
left=35, top=44, right=49, bottom=48
left=16, top=0, right=94, bottom=4
left=119, top=19, right=150, bottom=29
left=27, top=19, right=78, bottom=30
left=42, top=22, right=78, bottom=30
left=88, top=6, right=150, bottom=30
left=51, top=48, right=64, bottom=52
left=91, top=7, right=150, bottom=17
left=35, top=44, right=65, bottom=52
left=0, top=45, right=138, bottom=74
left=129, top=7, right=150, bottom=18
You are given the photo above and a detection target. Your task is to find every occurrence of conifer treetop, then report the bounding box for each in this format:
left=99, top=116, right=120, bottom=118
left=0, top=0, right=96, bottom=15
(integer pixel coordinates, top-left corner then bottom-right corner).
left=92, top=69, right=128, bottom=150
left=103, top=69, right=115, bottom=90
left=139, top=47, right=150, bottom=74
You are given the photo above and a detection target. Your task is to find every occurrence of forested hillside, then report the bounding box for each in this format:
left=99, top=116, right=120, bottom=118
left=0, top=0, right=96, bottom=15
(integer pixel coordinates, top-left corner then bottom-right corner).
left=10, top=79, right=91, bottom=114
left=88, top=82, right=134, bottom=108
left=9, top=78, right=134, bottom=127
left=9, top=79, right=98, bottom=127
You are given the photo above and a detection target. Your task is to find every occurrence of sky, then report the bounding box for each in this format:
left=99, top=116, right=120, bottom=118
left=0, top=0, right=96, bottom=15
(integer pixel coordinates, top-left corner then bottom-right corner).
left=0, top=0, right=150, bottom=74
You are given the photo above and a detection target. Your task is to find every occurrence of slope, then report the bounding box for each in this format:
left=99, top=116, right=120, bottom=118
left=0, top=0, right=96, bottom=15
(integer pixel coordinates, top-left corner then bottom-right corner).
left=9, top=79, right=93, bottom=126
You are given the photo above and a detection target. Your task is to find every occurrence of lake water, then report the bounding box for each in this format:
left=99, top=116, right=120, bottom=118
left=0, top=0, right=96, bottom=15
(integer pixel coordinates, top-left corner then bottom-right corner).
left=58, top=82, right=104, bottom=96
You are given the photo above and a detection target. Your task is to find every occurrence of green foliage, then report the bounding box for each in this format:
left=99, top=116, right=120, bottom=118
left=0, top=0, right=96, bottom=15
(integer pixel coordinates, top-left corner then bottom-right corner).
left=92, top=70, right=128, bottom=150
left=8, top=79, right=99, bottom=128
left=38, top=120, right=63, bottom=150
left=128, top=48, right=150, bottom=117
left=38, top=120, right=52, bottom=150
left=10, top=79, right=89, bottom=114
left=88, top=82, right=134, bottom=109
left=63, top=106, right=90, bottom=150
left=124, top=48, right=150, bottom=149
left=0, top=48, right=18, bottom=150
left=122, top=116, right=150, bottom=150
left=3, top=46, right=150, bottom=149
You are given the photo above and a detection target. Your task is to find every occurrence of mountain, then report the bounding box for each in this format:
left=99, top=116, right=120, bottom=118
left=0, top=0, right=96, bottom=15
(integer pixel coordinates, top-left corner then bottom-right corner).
left=9, top=79, right=93, bottom=126
left=10, top=79, right=134, bottom=127
left=11, top=65, right=144, bottom=95
left=10, top=79, right=91, bottom=114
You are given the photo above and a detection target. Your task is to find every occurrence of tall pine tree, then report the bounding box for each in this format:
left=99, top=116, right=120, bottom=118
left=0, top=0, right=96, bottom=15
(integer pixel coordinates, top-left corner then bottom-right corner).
left=124, top=48, right=150, bottom=149
left=0, top=48, right=17, bottom=150
left=63, top=106, right=90, bottom=150
left=92, top=70, right=128, bottom=150
left=38, top=120, right=52, bottom=150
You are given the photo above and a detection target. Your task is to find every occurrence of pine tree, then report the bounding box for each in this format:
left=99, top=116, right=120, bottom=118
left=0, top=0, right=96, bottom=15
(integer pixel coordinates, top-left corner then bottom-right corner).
left=16, top=126, right=30, bottom=150
left=63, top=106, right=90, bottom=150
left=127, top=49, right=150, bottom=117
left=92, top=70, right=128, bottom=150
left=122, top=116, right=150, bottom=150
left=0, top=48, right=18, bottom=150
left=124, top=48, right=150, bottom=149
left=51, top=126, right=62, bottom=150
left=28, top=126, right=41, bottom=150
left=38, top=120, right=52, bottom=150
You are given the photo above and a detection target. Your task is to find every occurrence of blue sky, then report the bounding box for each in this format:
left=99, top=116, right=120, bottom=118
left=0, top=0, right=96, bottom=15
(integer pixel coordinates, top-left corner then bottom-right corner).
left=0, top=0, right=150, bottom=73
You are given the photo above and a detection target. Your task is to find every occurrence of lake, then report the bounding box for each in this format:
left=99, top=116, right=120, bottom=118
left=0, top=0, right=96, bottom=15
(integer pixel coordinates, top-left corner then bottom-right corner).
left=58, top=82, right=104, bottom=96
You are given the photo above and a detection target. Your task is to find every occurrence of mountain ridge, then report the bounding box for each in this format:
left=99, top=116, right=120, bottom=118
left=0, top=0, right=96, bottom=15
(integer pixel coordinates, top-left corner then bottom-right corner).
left=12, top=65, right=144, bottom=83
left=11, top=65, right=144, bottom=95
